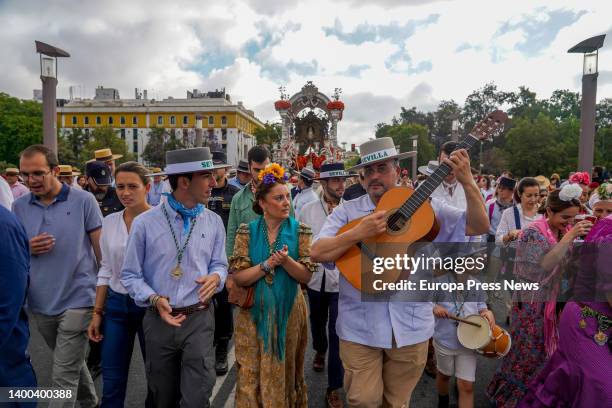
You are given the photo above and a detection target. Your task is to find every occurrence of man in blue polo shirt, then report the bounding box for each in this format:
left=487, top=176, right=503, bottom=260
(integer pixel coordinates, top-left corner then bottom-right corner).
left=13, top=145, right=102, bottom=408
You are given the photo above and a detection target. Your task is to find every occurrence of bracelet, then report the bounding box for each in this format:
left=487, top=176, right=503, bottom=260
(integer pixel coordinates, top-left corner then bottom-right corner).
left=93, top=307, right=104, bottom=316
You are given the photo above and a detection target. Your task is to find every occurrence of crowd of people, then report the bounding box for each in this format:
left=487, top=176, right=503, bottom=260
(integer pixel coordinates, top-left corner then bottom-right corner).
left=0, top=138, right=610, bottom=408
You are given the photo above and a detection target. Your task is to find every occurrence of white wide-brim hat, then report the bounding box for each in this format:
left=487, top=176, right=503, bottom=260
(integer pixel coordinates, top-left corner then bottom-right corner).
left=148, top=147, right=230, bottom=176
left=418, top=160, right=439, bottom=176
left=348, top=137, right=414, bottom=171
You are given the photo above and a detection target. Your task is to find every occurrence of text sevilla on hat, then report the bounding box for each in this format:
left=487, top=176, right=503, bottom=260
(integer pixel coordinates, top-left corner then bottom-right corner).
left=148, top=147, right=230, bottom=176
left=349, top=137, right=413, bottom=171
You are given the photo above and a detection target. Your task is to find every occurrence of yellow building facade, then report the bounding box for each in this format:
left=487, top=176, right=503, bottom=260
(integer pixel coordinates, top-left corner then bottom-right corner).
left=57, top=94, right=263, bottom=166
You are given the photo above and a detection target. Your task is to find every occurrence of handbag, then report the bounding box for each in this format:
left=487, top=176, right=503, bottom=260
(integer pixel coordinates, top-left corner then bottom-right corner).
left=226, top=274, right=254, bottom=308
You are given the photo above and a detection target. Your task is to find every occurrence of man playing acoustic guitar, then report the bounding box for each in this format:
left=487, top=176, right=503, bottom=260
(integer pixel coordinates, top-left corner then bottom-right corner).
left=311, top=136, right=490, bottom=407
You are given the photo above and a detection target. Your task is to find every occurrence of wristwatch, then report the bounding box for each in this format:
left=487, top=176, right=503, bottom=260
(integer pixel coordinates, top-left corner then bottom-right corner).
left=260, top=260, right=273, bottom=275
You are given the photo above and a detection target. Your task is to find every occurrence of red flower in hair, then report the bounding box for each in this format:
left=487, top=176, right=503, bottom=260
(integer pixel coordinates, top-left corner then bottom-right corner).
left=569, top=171, right=590, bottom=186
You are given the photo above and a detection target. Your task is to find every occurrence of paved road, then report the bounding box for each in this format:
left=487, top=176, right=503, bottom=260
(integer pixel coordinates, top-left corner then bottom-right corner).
left=28, top=304, right=505, bottom=407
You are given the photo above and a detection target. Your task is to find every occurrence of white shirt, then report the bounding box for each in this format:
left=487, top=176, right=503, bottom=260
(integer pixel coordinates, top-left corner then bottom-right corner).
left=293, top=186, right=318, bottom=217
left=431, top=181, right=467, bottom=210
left=97, top=210, right=131, bottom=294
left=0, top=177, right=14, bottom=211
left=495, top=204, right=542, bottom=247
left=297, top=193, right=339, bottom=293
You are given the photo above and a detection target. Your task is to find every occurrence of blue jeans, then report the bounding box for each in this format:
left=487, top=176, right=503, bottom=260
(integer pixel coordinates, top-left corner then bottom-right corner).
left=101, top=289, right=147, bottom=408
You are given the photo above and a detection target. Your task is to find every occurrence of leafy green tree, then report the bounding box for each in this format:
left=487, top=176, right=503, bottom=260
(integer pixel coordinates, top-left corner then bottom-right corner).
left=58, top=128, right=89, bottom=169
left=82, top=127, right=135, bottom=165
left=376, top=123, right=435, bottom=168
left=0, top=93, right=43, bottom=165
left=142, top=127, right=185, bottom=167
left=502, top=114, right=564, bottom=177
left=254, top=122, right=281, bottom=147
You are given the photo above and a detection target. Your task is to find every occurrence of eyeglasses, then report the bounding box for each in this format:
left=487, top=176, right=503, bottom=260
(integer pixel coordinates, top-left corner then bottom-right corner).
left=363, top=163, right=393, bottom=177
left=21, top=170, right=52, bottom=182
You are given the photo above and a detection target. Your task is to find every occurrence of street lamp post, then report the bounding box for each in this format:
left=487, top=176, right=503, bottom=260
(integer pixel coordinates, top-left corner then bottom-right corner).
left=35, top=41, right=70, bottom=154
left=568, top=34, right=606, bottom=173
left=411, top=136, right=418, bottom=181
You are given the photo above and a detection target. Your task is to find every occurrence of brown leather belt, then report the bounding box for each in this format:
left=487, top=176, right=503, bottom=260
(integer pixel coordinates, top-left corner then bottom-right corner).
left=149, top=302, right=209, bottom=316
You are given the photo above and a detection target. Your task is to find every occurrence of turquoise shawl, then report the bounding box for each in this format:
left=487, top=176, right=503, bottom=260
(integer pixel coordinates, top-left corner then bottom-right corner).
left=249, top=216, right=299, bottom=361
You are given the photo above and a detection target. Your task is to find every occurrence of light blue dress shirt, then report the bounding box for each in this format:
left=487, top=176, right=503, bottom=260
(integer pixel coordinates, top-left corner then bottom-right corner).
left=146, top=181, right=164, bottom=206
left=227, top=177, right=246, bottom=190
left=121, top=203, right=228, bottom=308
left=432, top=274, right=487, bottom=350
left=314, top=193, right=467, bottom=348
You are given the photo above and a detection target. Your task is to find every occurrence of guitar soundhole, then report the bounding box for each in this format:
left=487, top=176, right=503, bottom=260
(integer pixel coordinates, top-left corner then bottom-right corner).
left=387, top=210, right=409, bottom=233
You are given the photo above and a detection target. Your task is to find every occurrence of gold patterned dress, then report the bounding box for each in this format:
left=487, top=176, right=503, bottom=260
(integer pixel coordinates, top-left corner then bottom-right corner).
left=230, top=222, right=317, bottom=407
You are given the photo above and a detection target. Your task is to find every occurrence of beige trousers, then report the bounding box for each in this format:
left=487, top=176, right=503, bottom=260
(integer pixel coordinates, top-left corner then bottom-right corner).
left=339, top=339, right=428, bottom=408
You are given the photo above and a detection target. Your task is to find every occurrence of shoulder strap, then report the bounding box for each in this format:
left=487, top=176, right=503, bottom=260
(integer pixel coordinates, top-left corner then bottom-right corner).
left=513, top=205, right=521, bottom=229
left=488, top=202, right=495, bottom=220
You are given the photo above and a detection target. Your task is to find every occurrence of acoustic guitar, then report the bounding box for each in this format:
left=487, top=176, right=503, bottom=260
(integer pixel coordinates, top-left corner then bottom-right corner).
left=336, top=110, right=508, bottom=293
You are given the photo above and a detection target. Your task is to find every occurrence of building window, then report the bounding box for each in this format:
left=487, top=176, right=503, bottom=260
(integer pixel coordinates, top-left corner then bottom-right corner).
left=183, top=115, right=188, bottom=125
left=84, top=116, right=89, bottom=125
left=71, top=116, right=77, bottom=125
left=85, top=128, right=90, bottom=136
left=96, top=116, right=101, bottom=125
left=120, top=129, right=125, bottom=140
left=221, top=115, right=227, bottom=125
left=157, top=116, right=163, bottom=125
left=108, top=116, right=114, bottom=125
left=170, top=116, right=176, bottom=125
left=222, top=128, right=227, bottom=141
left=244, top=144, right=248, bottom=159
left=133, top=129, right=138, bottom=154
left=120, top=116, right=126, bottom=125
left=132, top=116, right=137, bottom=125
left=208, top=115, right=214, bottom=126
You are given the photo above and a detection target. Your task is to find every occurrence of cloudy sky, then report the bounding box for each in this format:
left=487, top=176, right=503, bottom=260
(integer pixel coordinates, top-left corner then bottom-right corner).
left=1, top=0, right=611, bottom=145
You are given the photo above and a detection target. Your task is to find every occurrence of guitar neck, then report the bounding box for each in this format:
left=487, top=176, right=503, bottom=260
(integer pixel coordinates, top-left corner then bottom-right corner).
left=400, top=135, right=480, bottom=217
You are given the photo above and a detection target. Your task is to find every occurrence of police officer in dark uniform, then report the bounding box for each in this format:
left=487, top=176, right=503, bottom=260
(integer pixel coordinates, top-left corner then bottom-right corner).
left=207, top=151, right=239, bottom=375
left=85, top=161, right=124, bottom=218
left=83, top=160, right=123, bottom=379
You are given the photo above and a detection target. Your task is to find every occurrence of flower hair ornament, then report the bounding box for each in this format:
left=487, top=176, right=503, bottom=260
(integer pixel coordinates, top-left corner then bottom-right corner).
left=588, top=182, right=612, bottom=208
left=558, top=183, right=583, bottom=202
left=258, top=163, right=290, bottom=185
left=569, top=171, right=591, bottom=186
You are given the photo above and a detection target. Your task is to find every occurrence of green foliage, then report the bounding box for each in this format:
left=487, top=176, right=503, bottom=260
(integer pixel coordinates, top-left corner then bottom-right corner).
left=254, top=122, right=281, bottom=147
left=58, top=128, right=89, bottom=170
left=343, top=155, right=360, bottom=169
left=0, top=93, right=43, bottom=165
left=0, top=161, right=18, bottom=172
left=82, top=127, right=135, bottom=165
left=142, top=127, right=185, bottom=167
left=502, top=114, right=565, bottom=178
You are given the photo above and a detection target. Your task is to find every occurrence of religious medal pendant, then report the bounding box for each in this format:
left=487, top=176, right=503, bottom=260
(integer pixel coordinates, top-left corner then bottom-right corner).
left=171, top=264, right=183, bottom=279
left=594, top=330, right=608, bottom=346
left=579, top=319, right=587, bottom=329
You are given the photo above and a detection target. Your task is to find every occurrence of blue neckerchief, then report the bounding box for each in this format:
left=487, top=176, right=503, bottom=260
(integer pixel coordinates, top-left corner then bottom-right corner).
left=163, top=193, right=204, bottom=234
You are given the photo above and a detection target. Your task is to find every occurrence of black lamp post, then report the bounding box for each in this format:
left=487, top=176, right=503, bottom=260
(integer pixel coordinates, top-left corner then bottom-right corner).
left=35, top=41, right=70, bottom=154
left=568, top=34, right=606, bottom=173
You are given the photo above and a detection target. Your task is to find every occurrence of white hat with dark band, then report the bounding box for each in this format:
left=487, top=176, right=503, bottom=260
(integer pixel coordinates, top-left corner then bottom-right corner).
left=348, top=137, right=413, bottom=171
left=148, top=147, right=226, bottom=176
left=314, top=162, right=352, bottom=180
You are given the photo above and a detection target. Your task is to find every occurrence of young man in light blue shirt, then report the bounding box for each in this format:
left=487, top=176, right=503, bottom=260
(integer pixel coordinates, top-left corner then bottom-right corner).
left=121, top=147, right=228, bottom=408
left=311, top=137, right=489, bottom=407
